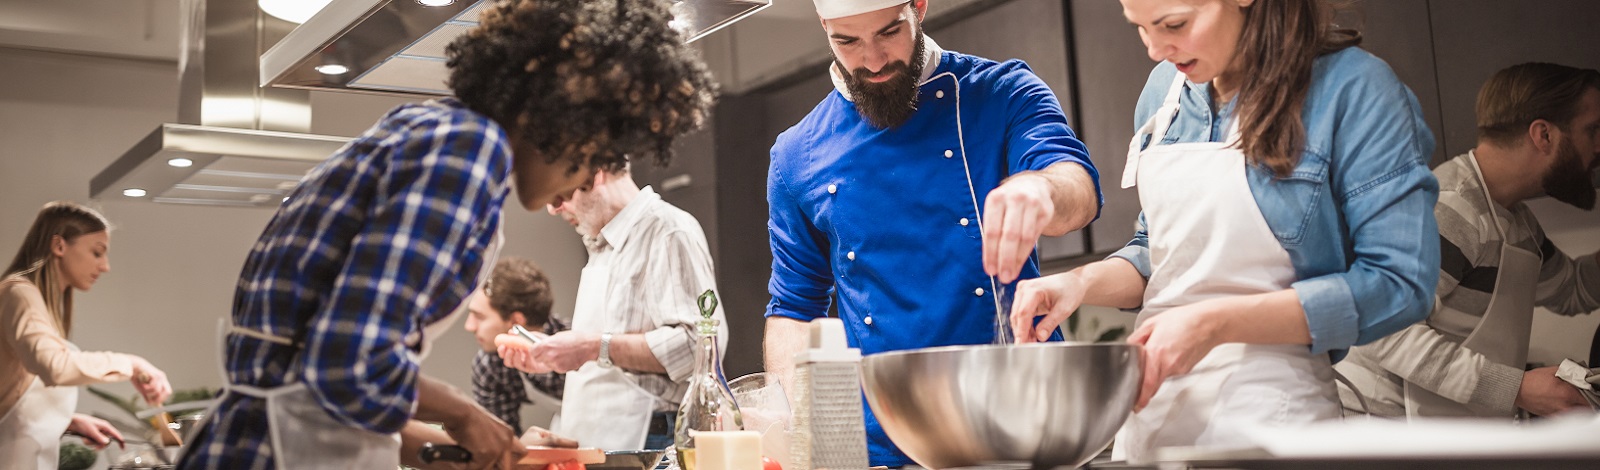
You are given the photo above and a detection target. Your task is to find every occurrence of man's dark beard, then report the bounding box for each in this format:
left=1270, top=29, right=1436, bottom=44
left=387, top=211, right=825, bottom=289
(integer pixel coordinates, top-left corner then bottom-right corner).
left=1542, top=136, right=1598, bottom=210
left=837, top=33, right=926, bottom=129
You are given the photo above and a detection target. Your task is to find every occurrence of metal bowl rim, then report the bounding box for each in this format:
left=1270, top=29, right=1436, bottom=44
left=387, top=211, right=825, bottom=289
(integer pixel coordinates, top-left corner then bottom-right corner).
left=862, top=341, right=1140, bottom=361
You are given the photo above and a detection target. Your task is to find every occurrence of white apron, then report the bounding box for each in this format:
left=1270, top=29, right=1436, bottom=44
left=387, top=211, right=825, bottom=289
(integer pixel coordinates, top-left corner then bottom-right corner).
left=183, top=226, right=502, bottom=469
left=1403, top=153, right=1539, bottom=418
left=0, top=376, right=78, bottom=469
left=1112, top=74, right=1342, bottom=463
left=556, top=263, right=664, bottom=450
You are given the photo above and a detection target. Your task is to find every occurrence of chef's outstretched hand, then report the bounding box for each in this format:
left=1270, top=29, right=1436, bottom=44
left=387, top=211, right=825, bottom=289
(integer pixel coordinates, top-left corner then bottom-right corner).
left=983, top=173, right=1055, bottom=284
left=1126, top=304, right=1223, bottom=412
left=1009, top=272, right=1085, bottom=343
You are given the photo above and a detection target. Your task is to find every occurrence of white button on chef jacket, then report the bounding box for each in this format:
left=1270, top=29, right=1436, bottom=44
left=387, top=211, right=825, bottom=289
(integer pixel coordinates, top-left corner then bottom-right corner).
left=974, top=287, right=985, bottom=296
left=827, top=184, right=837, bottom=194
left=847, top=251, right=856, bottom=260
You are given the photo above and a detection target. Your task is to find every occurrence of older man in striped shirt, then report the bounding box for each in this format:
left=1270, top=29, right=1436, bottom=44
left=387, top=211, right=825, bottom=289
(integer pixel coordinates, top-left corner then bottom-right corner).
left=500, top=165, right=723, bottom=451
left=1336, top=62, right=1600, bottom=419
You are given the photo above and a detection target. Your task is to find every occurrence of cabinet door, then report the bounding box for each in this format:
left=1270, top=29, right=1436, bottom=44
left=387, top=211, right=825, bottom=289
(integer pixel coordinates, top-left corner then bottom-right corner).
left=1067, top=0, right=1159, bottom=255
left=1349, top=0, right=1447, bottom=165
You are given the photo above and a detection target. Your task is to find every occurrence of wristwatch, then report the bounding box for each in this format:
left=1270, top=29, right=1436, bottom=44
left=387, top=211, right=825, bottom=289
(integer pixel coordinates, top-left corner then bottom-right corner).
left=598, top=333, right=614, bottom=368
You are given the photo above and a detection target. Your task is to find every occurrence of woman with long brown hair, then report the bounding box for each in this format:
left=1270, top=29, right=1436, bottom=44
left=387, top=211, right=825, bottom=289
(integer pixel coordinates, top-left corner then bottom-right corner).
left=0, top=201, right=172, bottom=469
left=1010, top=0, right=1440, bottom=461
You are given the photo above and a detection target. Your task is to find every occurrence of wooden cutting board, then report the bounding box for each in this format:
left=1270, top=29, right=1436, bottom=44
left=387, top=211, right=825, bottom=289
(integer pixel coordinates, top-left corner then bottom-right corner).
left=516, top=446, right=606, bottom=465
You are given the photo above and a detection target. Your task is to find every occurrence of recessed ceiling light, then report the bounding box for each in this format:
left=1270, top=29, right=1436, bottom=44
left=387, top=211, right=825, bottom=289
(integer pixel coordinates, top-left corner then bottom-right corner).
left=167, top=157, right=194, bottom=168
left=418, top=0, right=456, bottom=6
left=123, top=188, right=148, bottom=198
left=259, top=0, right=333, bottom=24
left=314, top=64, right=349, bottom=75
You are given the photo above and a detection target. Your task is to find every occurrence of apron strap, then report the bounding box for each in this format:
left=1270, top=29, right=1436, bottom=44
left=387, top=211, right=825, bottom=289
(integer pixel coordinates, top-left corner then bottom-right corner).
left=228, top=324, right=298, bottom=347
left=1122, top=73, right=1190, bottom=189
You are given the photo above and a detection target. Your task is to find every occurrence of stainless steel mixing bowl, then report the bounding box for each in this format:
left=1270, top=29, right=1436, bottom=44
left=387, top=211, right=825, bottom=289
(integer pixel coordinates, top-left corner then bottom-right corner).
left=861, top=342, right=1142, bottom=469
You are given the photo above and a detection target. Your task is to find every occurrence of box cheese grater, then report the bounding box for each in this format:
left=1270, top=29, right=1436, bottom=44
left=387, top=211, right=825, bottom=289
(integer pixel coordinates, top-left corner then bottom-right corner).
left=789, top=318, right=869, bottom=470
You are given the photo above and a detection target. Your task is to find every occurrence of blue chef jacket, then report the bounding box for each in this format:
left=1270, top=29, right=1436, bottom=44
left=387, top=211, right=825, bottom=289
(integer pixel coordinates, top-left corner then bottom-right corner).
left=765, top=40, right=1099, bottom=466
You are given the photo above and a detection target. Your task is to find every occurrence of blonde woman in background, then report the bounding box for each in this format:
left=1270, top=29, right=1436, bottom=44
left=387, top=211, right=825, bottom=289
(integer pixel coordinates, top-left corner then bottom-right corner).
left=0, top=201, right=173, bottom=469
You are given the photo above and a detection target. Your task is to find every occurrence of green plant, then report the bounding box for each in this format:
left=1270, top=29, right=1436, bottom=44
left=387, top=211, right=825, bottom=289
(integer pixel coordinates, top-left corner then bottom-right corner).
left=58, top=442, right=97, bottom=470
left=86, top=386, right=217, bottom=422
left=1066, top=309, right=1128, bottom=343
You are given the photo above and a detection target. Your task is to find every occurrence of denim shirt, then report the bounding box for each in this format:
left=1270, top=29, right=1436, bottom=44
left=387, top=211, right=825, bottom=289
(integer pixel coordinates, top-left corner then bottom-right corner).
left=1110, top=47, right=1440, bottom=360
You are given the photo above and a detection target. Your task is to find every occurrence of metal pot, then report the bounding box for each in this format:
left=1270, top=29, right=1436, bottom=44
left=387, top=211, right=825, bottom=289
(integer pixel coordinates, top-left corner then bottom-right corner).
left=861, top=342, right=1142, bottom=469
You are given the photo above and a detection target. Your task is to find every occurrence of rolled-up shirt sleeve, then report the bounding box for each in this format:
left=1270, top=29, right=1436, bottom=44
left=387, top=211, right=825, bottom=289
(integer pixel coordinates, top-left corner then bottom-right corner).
left=1106, top=212, right=1152, bottom=280
left=996, top=60, right=1101, bottom=219
left=1295, top=59, right=1439, bottom=356
left=645, top=229, right=725, bottom=382
left=766, top=137, right=834, bottom=322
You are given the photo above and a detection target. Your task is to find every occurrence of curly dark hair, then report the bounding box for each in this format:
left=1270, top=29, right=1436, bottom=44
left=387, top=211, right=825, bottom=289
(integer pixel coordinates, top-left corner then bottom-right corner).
left=446, top=0, right=717, bottom=173
left=483, top=257, right=553, bottom=325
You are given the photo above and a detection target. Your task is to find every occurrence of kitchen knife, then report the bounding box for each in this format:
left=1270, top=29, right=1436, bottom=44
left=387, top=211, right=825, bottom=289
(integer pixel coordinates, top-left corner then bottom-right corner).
left=419, top=444, right=606, bottom=465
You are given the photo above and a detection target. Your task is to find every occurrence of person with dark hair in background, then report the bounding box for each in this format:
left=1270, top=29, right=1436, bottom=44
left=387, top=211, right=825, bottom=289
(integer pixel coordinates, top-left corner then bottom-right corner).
left=177, top=0, right=717, bottom=468
left=463, top=257, right=567, bottom=431
left=1011, top=0, right=1440, bottom=462
left=1336, top=62, right=1600, bottom=420
left=761, top=1, right=1100, bottom=464
left=1, top=201, right=173, bottom=469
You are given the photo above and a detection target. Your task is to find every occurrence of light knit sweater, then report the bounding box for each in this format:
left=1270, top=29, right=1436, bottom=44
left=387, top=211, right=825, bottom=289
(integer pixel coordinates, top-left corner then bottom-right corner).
left=0, top=276, right=134, bottom=417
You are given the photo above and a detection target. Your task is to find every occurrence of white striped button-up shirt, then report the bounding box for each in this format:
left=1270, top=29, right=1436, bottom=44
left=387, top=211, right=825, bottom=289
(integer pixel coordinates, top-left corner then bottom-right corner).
left=578, top=186, right=726, bottom=410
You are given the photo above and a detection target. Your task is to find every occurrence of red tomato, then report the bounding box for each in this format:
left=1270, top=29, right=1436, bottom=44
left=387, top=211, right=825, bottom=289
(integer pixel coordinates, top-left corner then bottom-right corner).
left=545, top=460, right=585, bottom=470
left=762, top=456, right=782, bottom=470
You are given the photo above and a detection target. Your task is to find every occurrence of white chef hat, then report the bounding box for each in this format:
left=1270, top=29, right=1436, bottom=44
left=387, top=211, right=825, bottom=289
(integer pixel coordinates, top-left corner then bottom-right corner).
left=813, top=0, right=910, bottom=20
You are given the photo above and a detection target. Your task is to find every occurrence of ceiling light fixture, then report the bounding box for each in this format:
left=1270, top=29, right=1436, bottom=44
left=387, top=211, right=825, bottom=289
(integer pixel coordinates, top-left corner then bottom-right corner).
left=167, top=158, right=195, bottom=168
left=262, top=0, right=771, bottom=96
left=259, top=0, right=334, bottom=24
left=123, top=188, right=148, bottom=198
left=314, top=64, right=349, bottom=75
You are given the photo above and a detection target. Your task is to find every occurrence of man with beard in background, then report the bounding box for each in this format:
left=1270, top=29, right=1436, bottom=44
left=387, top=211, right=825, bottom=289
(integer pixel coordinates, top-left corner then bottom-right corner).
left=1336, top=62, right=1600, bottom=420
left=761, top=0, right=1100, bottom=466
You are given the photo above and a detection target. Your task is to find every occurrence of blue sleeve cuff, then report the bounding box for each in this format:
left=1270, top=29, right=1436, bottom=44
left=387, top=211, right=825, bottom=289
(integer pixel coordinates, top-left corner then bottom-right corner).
left=1107, top=245, right=1152, bottom=279
left=764, top=298, right=823, bottom=322
left=1293, top=275, right=1359, bottom=355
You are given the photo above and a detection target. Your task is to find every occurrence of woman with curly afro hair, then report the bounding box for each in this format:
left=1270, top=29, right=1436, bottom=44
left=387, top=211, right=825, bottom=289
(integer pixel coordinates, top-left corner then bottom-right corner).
left=176, top=1, right=716, bottom=469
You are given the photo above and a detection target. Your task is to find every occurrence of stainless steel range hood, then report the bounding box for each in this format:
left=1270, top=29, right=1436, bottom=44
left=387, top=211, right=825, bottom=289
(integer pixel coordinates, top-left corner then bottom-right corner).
left=91, top=0, right=352, bottom=207
left=260, top=0, right=771, bottom=96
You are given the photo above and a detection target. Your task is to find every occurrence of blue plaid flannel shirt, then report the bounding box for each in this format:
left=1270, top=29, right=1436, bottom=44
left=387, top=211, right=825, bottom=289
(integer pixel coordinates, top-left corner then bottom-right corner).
left=179, top=98, right=512, bottom=469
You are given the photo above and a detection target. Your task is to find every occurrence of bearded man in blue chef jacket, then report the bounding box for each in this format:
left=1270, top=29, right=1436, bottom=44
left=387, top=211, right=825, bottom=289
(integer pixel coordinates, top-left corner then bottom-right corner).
left=762, top=0, right=1102, bottom=466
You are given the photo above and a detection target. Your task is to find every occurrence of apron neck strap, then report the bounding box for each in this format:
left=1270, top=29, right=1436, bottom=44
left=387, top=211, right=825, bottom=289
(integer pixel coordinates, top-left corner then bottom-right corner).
left=1148, top=74, right=1189, bottom=144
